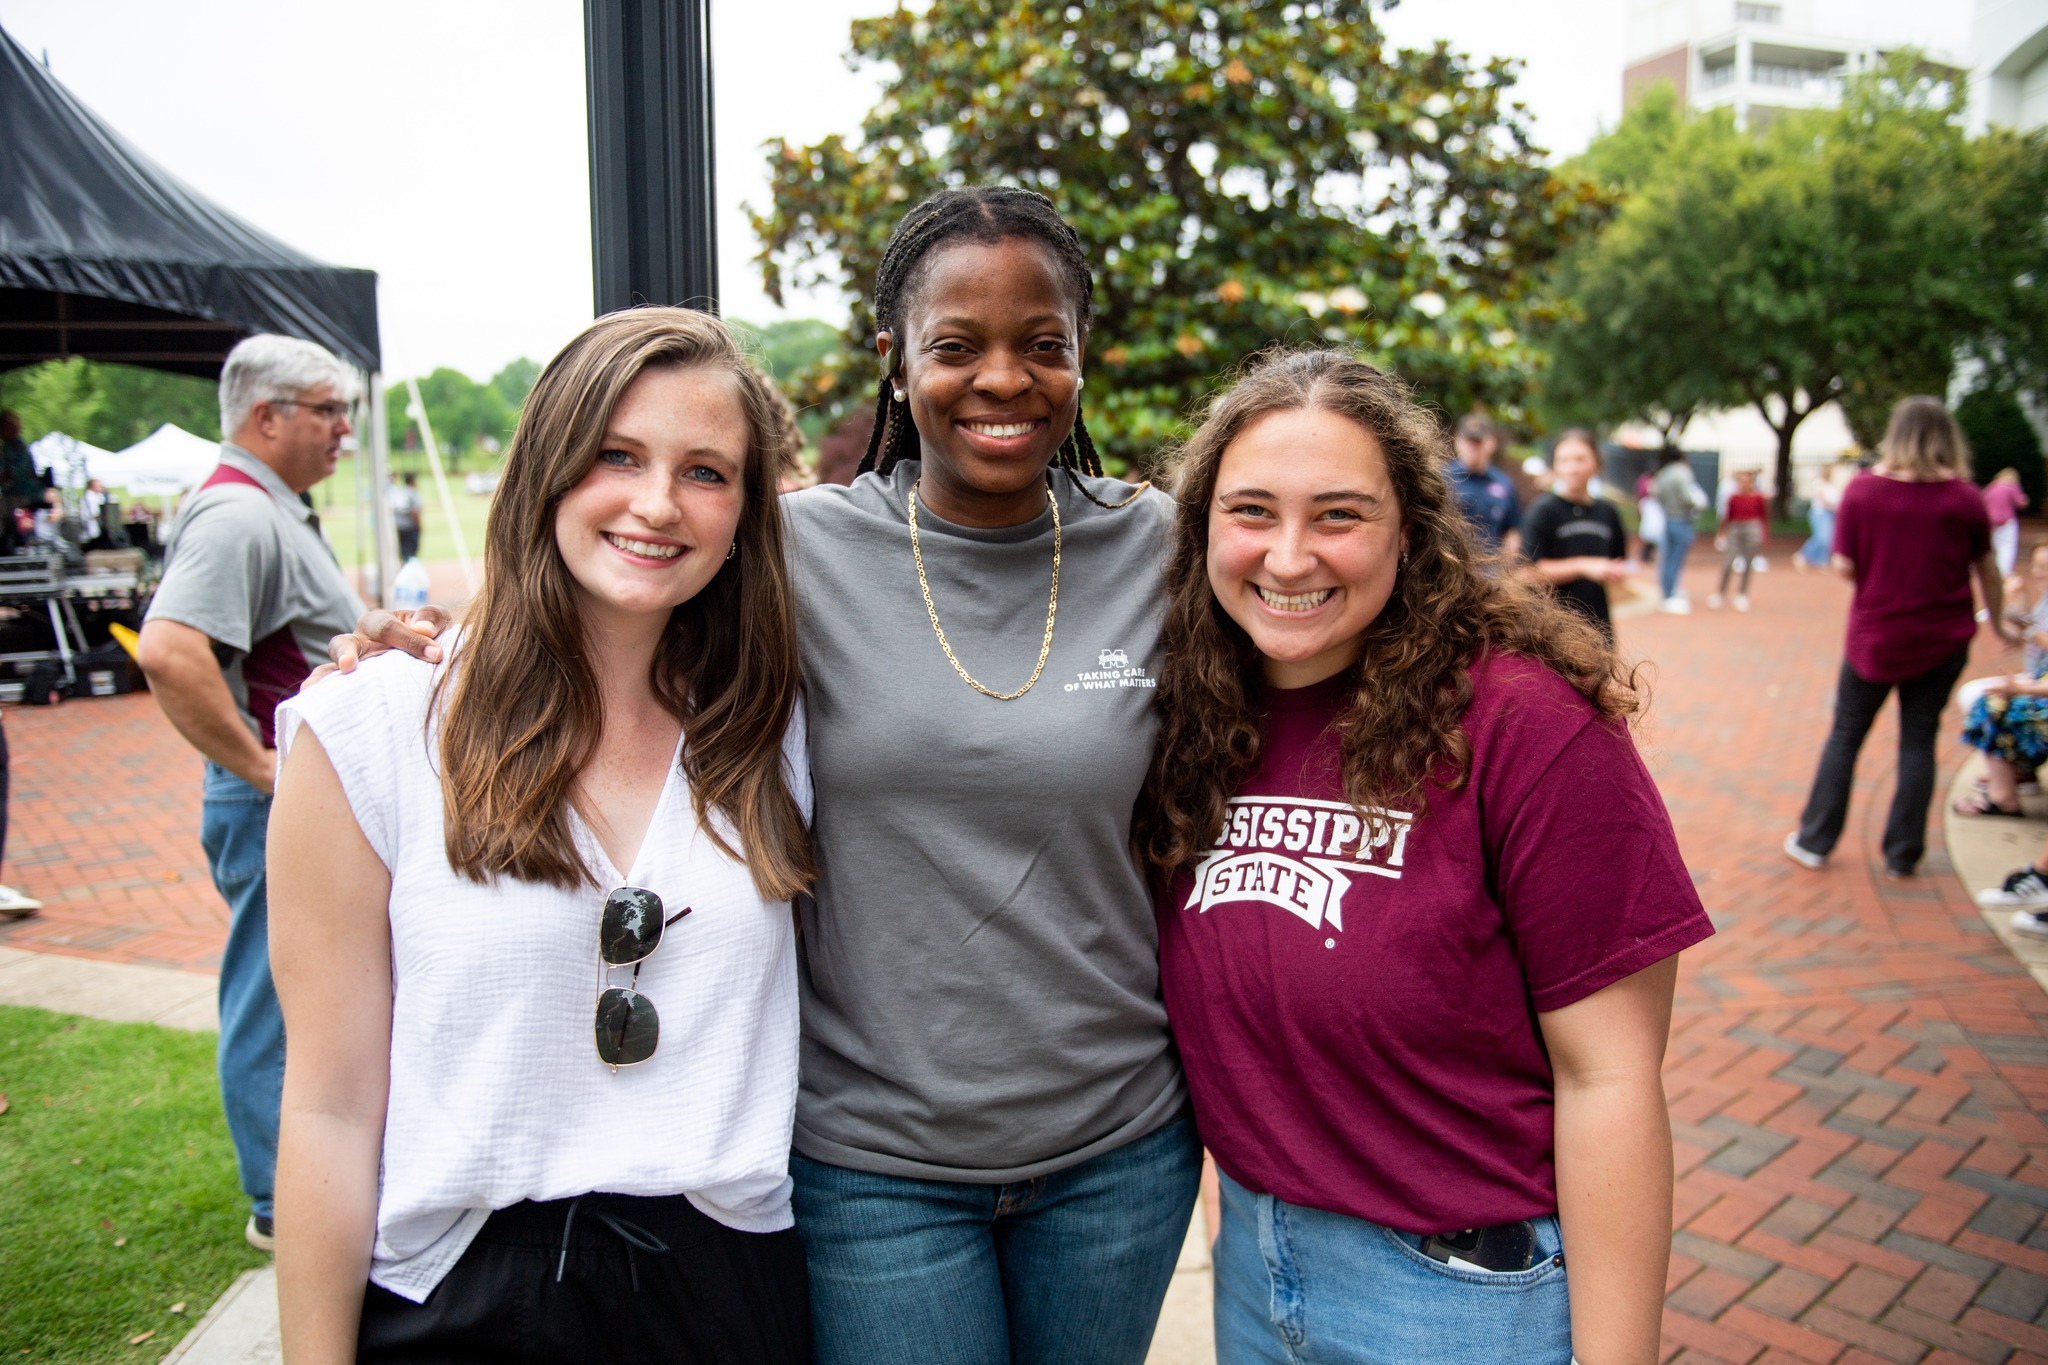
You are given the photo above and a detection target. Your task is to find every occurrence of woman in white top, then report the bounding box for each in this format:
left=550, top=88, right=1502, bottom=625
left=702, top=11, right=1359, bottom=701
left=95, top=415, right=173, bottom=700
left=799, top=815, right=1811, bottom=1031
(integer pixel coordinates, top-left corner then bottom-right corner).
left=268, top=309, right=815, bottom=1363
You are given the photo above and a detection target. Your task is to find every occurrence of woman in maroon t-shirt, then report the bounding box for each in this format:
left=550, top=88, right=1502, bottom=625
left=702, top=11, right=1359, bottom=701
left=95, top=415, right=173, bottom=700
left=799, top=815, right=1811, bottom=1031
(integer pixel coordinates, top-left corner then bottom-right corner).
left=1784, top=397, right=2016, bottom=879
left=1138, top=351, right=1712, bottom=1365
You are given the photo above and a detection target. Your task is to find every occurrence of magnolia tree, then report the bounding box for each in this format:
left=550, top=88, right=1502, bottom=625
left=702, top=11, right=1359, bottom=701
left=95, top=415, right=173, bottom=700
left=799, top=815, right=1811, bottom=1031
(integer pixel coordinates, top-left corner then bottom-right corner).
left=752, top=0, right=1604, bottom=471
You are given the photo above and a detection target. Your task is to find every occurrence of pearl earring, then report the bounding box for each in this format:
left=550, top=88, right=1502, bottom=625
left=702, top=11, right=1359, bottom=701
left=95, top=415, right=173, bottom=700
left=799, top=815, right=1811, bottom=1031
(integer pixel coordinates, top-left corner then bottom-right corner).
left=892, top=389, right=906, bottom=403
left=726, top=543, right=737, bottom=561
left=1077, top=376, right=1086, bottom=390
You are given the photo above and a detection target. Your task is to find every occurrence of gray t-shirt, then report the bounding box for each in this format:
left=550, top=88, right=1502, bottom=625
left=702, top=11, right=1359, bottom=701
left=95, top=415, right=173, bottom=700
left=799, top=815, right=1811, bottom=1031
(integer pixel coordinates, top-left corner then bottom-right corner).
left=145, top=444, right=365, bottom=747
left=1652, top=461, right=1707, bottom=524
left=784, top=461, right=1186, bottom=1182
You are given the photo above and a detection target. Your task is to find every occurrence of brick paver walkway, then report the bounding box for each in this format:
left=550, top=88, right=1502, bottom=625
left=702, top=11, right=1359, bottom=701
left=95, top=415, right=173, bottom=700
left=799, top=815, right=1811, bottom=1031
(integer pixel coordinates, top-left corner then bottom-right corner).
left=0, top=691, right=218, bottom=969
left=1635, top=554, right=2048, bottom=1365
left=2, top=544, right=2045, bottom=1361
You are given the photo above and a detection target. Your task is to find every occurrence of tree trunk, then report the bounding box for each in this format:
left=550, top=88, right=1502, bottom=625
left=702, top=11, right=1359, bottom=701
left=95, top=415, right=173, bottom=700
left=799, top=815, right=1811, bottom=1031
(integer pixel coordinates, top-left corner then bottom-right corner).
left=1750, top=393, right=1810, bottom=522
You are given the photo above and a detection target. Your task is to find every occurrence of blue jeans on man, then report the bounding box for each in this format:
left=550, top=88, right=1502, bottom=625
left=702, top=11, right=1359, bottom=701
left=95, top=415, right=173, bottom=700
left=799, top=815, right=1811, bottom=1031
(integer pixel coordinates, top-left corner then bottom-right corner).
left=200, top=762, right=282, bottom=1223
left=1658, top=519, right=1695, bottom=601
left=790, top=1114, right=1202, bottom=1364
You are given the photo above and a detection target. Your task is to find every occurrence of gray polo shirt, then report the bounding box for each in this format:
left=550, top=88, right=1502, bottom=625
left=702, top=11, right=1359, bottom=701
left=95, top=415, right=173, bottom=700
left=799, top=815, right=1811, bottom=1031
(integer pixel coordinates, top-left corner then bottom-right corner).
left=784, top=461, right=1186, bottom=1182
left=145, top=444, right=364, bottom=748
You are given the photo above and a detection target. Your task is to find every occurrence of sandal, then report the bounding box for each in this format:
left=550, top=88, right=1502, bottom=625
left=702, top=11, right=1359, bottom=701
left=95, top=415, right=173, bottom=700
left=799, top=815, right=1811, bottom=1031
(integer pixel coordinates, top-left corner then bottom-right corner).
left=1953, top=793, right=2028, bottom=818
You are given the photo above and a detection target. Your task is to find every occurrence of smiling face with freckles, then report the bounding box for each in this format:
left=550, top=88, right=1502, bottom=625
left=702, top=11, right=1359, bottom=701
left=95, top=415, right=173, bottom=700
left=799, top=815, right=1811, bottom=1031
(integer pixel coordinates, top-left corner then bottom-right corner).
left=1207, top=406, right=1406, bottom=690
left=552, top=364, right=749, bottom=643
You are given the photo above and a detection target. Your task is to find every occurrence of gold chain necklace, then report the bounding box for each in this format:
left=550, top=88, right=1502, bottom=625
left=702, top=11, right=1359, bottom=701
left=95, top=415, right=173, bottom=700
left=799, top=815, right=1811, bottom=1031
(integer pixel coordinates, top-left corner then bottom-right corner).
left=907, top=477, right=1060, bottom=701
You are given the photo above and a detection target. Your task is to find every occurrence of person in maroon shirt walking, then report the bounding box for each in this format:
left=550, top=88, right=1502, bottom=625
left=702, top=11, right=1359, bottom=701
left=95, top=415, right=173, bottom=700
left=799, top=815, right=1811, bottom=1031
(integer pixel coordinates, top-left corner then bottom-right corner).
left=1785, top=396, right=2018, bottom=879
left=1709, top=467, right=1769, bottom=611
left=1139, top=350, right=1711, bottom=1365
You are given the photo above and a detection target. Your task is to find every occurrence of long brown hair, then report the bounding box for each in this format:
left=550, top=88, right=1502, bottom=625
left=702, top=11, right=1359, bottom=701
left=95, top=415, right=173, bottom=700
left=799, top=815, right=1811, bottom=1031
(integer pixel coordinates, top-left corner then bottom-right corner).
left=435, top=308, right=813, bottom=899
left=1136, top=350, right=1640, bottom=877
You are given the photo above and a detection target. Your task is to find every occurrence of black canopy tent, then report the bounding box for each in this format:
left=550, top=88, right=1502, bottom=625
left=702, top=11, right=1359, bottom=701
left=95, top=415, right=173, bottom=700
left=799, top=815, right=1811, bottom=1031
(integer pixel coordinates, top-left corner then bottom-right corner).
left=0, top=25, right=380, bottom=378
left=0, top=22, right=397, bottom=596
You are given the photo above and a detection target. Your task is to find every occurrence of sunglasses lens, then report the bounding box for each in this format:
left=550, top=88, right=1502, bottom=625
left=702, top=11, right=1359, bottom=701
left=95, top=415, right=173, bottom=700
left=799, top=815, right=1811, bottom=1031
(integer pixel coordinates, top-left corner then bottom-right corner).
left=599, top=887, right=664, bottom=967
left=595, top=987, right=660, bottom=1066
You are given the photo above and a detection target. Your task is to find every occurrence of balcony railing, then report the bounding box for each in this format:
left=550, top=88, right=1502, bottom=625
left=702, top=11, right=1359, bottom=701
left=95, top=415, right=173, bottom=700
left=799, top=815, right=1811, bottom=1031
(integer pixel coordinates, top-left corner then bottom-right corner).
left=1735, top=3, right=1781, bottom=23
left=1702, top=63, right=1738, bottom=90
left=1751, top=62, right=1843, bottom=93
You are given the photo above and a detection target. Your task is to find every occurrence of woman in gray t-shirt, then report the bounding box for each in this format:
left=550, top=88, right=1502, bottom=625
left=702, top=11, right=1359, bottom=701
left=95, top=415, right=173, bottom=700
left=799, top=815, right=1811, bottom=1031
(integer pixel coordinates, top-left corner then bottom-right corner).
left=778, top=187, right=1198, bottom=1365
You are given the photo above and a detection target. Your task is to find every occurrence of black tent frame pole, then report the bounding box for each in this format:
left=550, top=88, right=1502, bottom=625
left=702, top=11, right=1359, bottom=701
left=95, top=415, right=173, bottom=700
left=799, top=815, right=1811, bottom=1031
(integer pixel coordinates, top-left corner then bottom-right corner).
left=584, top=0, right=718, bottom=315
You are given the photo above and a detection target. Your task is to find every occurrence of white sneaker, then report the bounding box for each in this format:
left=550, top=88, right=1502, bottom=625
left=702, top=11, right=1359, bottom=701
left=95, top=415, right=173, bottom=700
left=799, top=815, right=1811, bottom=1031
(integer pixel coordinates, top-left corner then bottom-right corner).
left=1751, top=557, right=1769, bottom=573
left=1735, top=595, right=1751, bottom=612
left=2012, top=908, right=2048, bottom=938
left=1708, top=593, right=1725, bottom=609
left=1661, top=596, right=1692, bottom=614
left=1783, top=832, right=1826, bottom=870
left=0, top=885, right=41, bottom=919
left=1982, top=868, right=2048, bottom=908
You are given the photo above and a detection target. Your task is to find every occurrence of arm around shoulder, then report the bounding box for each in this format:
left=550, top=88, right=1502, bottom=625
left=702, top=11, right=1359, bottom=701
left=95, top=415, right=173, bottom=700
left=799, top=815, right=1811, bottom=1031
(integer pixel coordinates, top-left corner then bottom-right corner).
left=268, top=726, right=395, bottom=1365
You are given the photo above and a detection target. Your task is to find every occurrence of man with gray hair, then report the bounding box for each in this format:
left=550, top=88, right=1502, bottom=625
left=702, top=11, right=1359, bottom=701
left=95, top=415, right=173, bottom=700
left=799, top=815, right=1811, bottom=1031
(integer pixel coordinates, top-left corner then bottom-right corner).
left=137, top=334, right=366, bottom=1252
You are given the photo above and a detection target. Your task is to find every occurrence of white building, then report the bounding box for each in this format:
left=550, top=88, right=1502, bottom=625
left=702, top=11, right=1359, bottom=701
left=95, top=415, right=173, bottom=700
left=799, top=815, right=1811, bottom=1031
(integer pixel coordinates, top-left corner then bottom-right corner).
left=1619, top=1, right=2045, bottom=496
left=1969, top=0, right=2048, bottom=133
left=1624, top=1, right=1972, bottom=126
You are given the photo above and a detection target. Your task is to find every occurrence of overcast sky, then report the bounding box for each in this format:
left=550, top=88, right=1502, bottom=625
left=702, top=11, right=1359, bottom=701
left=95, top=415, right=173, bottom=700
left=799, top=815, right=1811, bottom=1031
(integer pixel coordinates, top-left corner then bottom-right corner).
left=0, top=0, right=1626, bottom=381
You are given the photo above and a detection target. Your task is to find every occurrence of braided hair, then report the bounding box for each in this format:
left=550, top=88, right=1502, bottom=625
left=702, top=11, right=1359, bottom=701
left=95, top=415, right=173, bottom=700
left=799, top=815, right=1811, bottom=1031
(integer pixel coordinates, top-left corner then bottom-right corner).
left=856, top=186, right=1123, bottom=506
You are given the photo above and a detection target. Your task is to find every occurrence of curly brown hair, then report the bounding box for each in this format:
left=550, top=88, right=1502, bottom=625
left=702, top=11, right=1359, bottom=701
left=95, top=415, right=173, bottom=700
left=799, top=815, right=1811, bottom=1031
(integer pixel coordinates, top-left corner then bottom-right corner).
left=1136, top=349, right=1641, bottom=878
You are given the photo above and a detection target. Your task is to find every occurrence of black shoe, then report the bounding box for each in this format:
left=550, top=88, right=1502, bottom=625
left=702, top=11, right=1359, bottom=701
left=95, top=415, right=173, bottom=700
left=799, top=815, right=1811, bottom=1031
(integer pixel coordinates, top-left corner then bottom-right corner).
left=246, top=1214, right=275, bottom=1252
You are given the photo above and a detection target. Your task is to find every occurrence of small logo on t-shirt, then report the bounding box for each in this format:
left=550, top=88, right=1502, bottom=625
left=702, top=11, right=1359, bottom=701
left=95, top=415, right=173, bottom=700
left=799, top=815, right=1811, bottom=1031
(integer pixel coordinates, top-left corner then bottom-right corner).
left=1185, top=796, right=1414, bottom=932
left=1063, top=646, right=1155, bottom=693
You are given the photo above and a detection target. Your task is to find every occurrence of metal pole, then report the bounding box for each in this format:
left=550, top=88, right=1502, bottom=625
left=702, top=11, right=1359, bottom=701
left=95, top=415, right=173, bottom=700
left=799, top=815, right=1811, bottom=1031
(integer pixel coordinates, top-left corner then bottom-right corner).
left=364, top=372, right=398, bottom=607
left=585, top=0, right=719, bottom=314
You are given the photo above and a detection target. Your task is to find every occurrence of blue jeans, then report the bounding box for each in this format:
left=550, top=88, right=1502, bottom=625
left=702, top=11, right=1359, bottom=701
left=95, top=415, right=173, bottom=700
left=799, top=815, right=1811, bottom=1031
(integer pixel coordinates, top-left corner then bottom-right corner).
left=1799, top=504, right=1834, bottom=568
left=790, top=1114, right=1202, bottom=1365
left=1214, top=1170, right=1571, bottom=1365
left=1658, top=519, right=1694, bottom=601
left=200, top=763, right=282, bottom=1222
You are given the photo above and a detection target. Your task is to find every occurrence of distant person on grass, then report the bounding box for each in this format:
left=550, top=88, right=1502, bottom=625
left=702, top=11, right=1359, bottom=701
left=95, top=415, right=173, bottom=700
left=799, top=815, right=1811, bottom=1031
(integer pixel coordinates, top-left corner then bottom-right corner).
left=1522, top=428, right=1629, bottom=640
left=1784, top=396, right=2016, bottom=879
left=390, top=471, right=422, bottom=562
left=1446, top=412, right=1521, bottom=560
left=135, top=335, right=365, bottom=1254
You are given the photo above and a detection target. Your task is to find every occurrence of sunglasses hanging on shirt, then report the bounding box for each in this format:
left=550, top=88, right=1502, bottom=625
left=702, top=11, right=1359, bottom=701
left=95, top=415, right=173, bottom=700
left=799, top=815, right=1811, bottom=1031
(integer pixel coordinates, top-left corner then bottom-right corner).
left=594, top=886, right=691, bottom=1071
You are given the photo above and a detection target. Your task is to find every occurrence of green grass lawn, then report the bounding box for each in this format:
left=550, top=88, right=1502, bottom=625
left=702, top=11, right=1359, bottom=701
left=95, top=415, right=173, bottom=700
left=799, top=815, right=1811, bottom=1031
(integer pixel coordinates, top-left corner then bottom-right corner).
left=0, top=1005, right=267, bottom=1363
left=308, top=460, right=497, bottom=571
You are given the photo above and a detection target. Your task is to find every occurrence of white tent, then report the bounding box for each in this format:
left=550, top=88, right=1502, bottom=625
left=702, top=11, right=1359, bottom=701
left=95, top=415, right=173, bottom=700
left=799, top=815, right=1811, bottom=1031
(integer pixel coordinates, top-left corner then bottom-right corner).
left=105, top=423, right=219, bottom=497
left=28, top=431, right=119, bottom=488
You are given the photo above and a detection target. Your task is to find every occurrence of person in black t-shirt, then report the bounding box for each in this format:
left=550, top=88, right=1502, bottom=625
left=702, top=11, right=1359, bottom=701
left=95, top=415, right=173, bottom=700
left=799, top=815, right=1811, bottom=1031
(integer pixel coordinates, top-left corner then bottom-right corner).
left=1523, top=428, right=1629, bottom=637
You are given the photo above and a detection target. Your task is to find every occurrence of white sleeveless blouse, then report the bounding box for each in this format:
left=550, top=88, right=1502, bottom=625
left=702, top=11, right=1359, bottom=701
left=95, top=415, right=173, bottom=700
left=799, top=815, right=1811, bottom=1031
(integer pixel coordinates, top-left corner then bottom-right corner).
left=276, top=649, right=806, bottom=1302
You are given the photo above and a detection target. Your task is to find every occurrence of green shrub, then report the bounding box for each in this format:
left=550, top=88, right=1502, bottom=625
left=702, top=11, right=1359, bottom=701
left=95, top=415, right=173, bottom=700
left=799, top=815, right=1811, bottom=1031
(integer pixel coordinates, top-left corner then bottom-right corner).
left=1959, top=386, right=2046, bottom=507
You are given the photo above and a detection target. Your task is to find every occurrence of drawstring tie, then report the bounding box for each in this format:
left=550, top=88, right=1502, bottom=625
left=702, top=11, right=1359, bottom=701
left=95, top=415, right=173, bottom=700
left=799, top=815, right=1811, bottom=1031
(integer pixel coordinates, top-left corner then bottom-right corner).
left=555, top=1196, right=673, bottom=1292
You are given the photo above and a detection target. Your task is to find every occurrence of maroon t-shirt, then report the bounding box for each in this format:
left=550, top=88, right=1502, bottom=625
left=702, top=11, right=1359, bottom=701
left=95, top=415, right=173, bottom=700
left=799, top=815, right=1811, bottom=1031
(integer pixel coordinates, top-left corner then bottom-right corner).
left=1834, top=473, right=1989, bottom=684
left=1158, top=654, right=1712, bottom=1234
